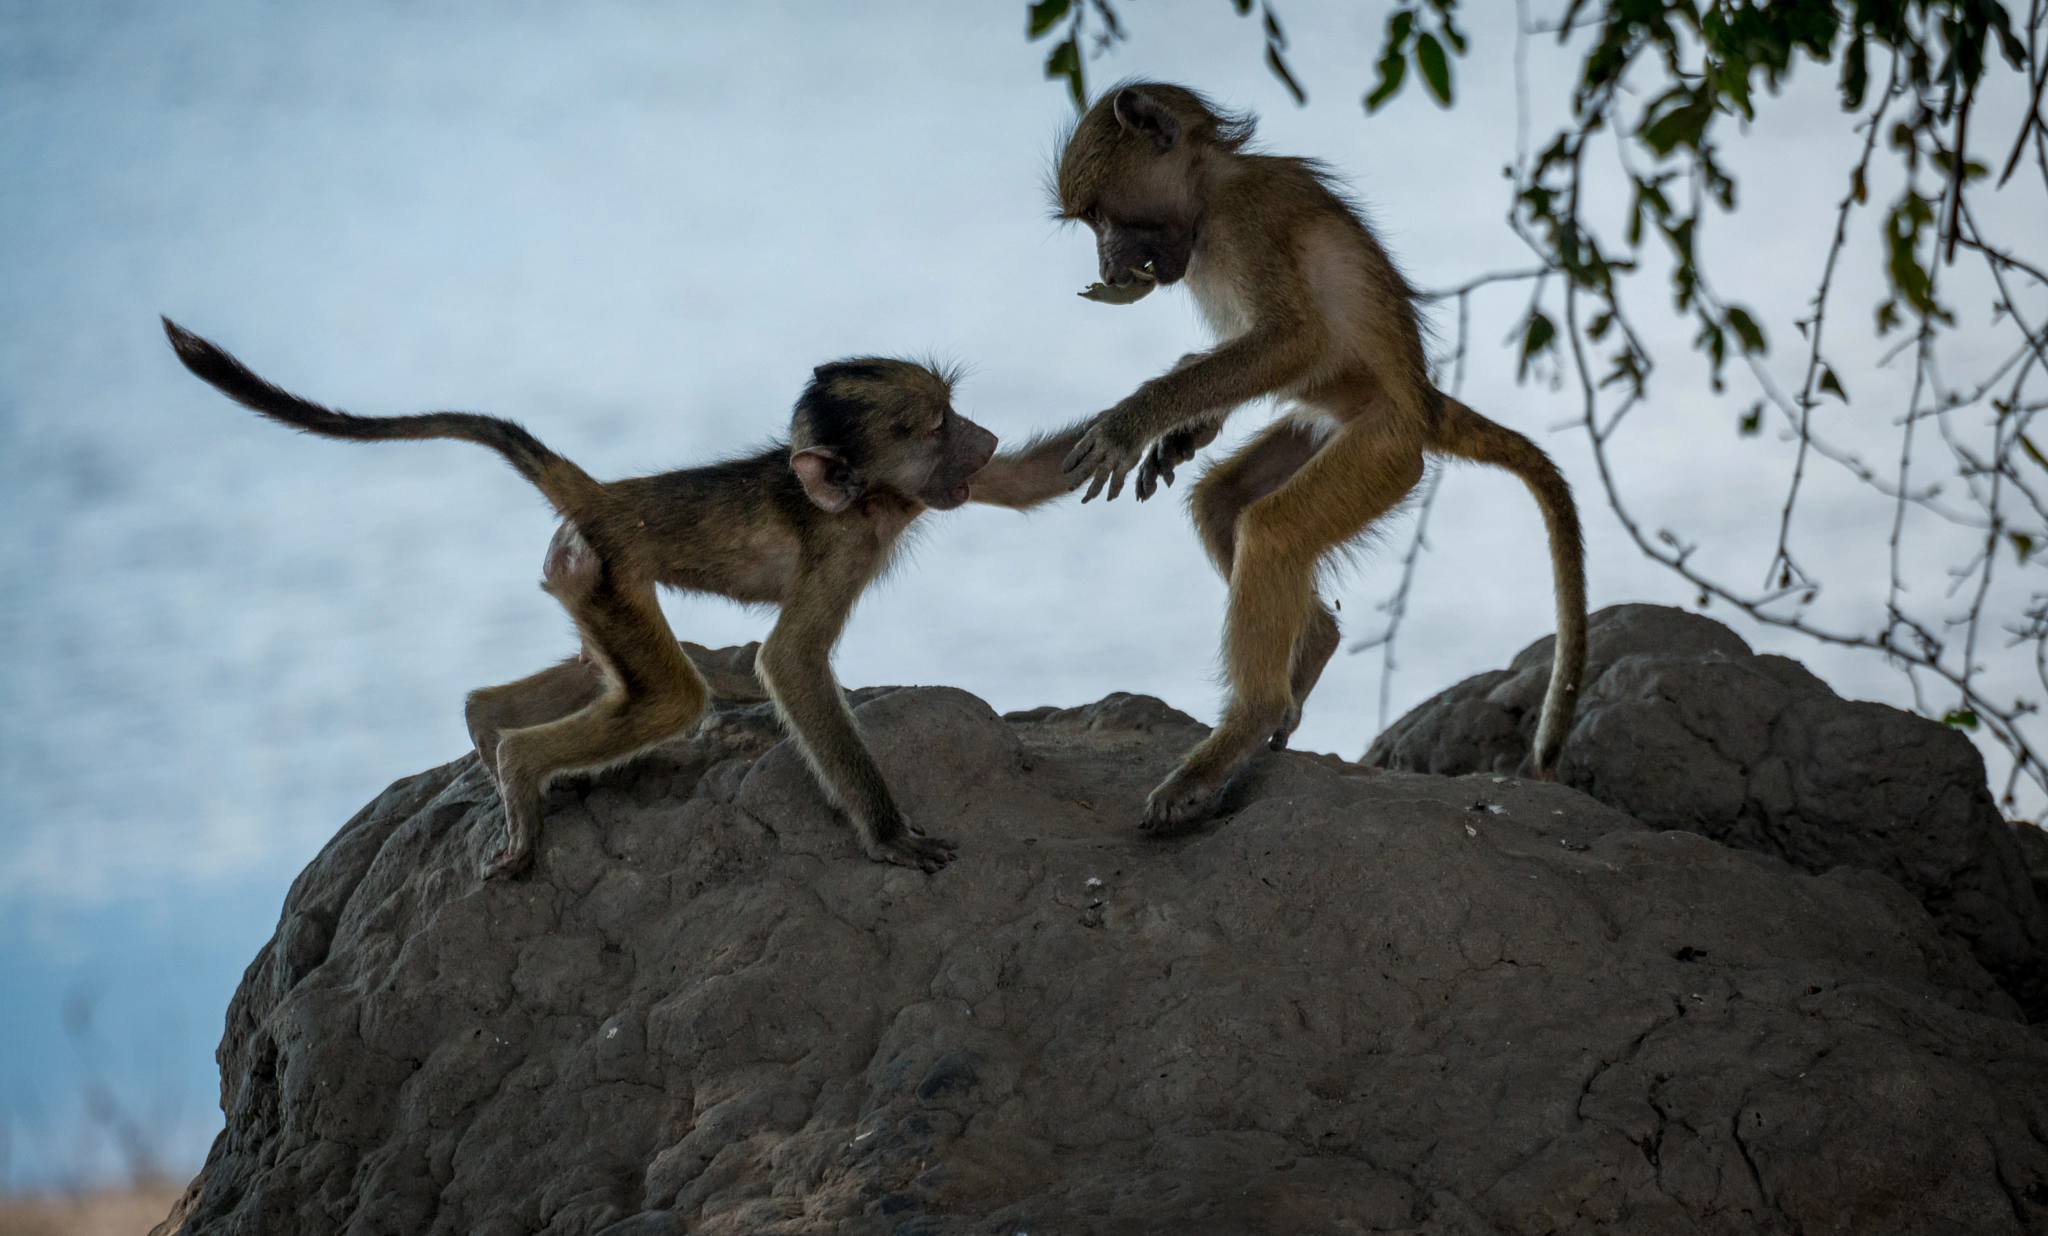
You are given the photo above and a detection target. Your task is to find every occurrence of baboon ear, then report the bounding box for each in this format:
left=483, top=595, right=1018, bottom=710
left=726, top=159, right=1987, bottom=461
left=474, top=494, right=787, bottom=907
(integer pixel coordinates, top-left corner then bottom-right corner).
left=1113, top=87, right=1180, bottom=153
left=791, top=446, right=857, bottom=513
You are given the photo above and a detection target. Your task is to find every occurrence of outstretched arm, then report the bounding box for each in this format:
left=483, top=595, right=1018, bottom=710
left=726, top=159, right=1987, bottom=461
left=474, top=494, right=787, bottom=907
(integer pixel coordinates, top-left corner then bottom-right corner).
left=1062, top=319, right=1322, bottom=503
left=965, top=421, right=1091, bottom=510
left=757, top=555, right=954, bottom=872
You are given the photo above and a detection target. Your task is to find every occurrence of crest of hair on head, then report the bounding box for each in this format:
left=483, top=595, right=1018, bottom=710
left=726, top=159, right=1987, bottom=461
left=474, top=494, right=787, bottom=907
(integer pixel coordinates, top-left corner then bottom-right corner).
left=1052, top=79, right=1259, bottom=216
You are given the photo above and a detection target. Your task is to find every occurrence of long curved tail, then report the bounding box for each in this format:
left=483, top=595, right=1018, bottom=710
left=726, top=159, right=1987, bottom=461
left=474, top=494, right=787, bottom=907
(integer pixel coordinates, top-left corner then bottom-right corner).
left=162, top=318, right=602, bottom=518
left=1431, top=395, right=1587, bottom=775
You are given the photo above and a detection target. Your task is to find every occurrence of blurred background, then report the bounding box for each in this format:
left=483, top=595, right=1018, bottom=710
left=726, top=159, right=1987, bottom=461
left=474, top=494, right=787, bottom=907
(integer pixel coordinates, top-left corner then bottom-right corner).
left=3, top=0, right=2041, bottom=1201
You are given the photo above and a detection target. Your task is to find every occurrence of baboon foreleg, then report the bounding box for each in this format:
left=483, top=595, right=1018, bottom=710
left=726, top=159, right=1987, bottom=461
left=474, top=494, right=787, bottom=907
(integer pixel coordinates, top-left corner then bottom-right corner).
left=482, top=524, right=709, bottom=879
left=757, top=561, right=955, bottom=872
left=1151, top=422, right=1422, bottom=830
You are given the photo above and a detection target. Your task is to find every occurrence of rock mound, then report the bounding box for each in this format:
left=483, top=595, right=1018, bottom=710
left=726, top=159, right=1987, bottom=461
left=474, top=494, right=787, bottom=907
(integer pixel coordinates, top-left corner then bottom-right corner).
left=160, top=678, right=2048, bottom=1234
left=1367, top=603, right=2048, bottom=1020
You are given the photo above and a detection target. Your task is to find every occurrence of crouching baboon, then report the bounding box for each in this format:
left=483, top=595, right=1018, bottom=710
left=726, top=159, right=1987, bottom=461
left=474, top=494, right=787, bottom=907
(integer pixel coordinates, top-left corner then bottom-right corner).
left=164, top=319, right=1082, bottom=877
left=1054, top=82, right=1587, bottom=830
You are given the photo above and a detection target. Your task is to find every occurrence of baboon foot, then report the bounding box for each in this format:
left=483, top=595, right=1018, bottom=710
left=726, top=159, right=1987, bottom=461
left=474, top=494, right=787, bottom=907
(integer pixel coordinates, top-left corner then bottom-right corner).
left=1141, top=763, right=1236, bottom=833
left=480, top=807, right=540, bottom=881
left=1147, top=710, right=1277, bottom=831
left=865, top=829, right=958, bottom=873
left=1269, top=702, right=1304, bottom=751
left=479, top=833, right=535, bottom=881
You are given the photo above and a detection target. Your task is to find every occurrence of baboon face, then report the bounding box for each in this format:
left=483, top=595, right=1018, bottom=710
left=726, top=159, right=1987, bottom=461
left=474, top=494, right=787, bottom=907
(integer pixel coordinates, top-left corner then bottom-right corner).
left=1088, top=200, right=1197, bottom=293
left=791, top=359, right=997, bottom=513
left=1058, top=85, right=1210, bottom=298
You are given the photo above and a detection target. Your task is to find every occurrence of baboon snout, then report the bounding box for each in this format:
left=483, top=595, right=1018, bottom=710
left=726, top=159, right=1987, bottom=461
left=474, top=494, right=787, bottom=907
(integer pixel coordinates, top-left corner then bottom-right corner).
left=927, top=417, right=998, bottom=509
left=963, top=419, right=998, bottom=470
left=1096, top=223, right=1188, bottom=289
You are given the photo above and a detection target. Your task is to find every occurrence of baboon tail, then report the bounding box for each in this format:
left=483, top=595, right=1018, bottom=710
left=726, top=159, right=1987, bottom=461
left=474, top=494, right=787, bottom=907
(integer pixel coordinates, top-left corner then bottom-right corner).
left=162, top=318, right=601, bottom=517
left=1431, top=395, right=1587, bottom=777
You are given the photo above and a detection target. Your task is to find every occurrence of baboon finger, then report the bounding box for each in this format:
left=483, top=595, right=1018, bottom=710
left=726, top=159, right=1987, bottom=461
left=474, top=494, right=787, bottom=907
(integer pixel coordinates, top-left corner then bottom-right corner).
left=1136, top=452, right=1161, bottom=500
left=1062, top=434, right=1099, bottom=475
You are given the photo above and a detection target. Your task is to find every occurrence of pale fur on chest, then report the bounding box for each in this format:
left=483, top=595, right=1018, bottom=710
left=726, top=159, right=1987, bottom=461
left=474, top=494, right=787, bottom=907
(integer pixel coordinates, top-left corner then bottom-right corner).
left=1185, top=218, right=1376, bottom=409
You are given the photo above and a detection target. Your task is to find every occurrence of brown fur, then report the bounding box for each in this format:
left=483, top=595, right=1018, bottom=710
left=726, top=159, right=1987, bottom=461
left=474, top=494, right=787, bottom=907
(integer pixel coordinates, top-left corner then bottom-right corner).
left=163, top=319, right=1083, bottom=877
left=1054, top=83, right=1588, bottom=829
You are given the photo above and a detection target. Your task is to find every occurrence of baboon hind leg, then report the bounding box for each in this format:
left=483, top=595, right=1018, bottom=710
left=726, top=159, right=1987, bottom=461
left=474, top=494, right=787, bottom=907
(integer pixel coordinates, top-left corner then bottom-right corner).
left=484, top=529, right=709, bottom=879
left=1187, top=417, right=1339, bottom=750
left=465, top=657, right=606, bottom=780
left=1154, top=418, right=1424, bottom=830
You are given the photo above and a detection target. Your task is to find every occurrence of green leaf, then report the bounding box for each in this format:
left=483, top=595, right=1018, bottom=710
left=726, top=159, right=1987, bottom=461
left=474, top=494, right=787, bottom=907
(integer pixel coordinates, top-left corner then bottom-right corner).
left=1696, top=319, right=1728, bottom=391
left=1044, top=37, right=1084, bottom=109
left=2020, top=434, right=2048, bottom=470
left=1517, top=310, right=1556, bottom=382
left=1262, top=5, right=1284, bottom=47
left=1725, top=305, right=1766, bottom=355
left=2012, top=532, right=2035, bottom=563
left=1416, top=32, right=1452, bottom=105
left=1267, top=44, right=1307, bottom=104
left=1640, top=93, right=1714, bottom=156
left=1817, top=365, right=1847, bottom=402
left=1027, top=0, right=1071, bottom=39
left=1441, top=12, right=1467, bottom=54
left=1942, top=708, right=1980, bottom=729
left=1840, top=32, right=1869, bottom=109
left=1739, top=402, right=1762, bottom=436
left=1997, top=21, right=2028, bottom=68
left=1882, top=192, right=1952, bottom=323
left=1365, top=49, right=1407, bottom=112
left=1231, top=0, right=1252, bottom=12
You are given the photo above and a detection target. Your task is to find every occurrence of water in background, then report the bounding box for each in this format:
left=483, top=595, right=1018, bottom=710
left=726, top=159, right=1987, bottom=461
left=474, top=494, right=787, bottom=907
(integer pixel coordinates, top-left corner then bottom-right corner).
left=1, top=0, right=2007, bottom=1189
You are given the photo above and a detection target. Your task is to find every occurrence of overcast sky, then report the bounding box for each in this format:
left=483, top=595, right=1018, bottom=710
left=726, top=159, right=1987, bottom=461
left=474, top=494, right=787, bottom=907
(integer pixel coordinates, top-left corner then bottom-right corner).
left=3, top=0, right=2042, bottom=1189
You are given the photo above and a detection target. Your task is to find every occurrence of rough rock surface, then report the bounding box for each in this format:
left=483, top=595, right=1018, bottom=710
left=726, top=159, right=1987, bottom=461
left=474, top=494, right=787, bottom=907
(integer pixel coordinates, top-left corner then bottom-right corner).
left=1366, top=604, right=2048, bottom=1020
left=161, top=680, right=2048, bottom=1235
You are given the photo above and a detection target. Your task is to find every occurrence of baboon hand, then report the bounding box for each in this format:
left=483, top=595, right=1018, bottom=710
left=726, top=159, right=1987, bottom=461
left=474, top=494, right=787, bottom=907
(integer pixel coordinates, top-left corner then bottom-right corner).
left=866, top=827, right=959, bottom=873
left=1134, top=419, right=1221, bottom=500
left=1062, top=412, right=1149, bottom=503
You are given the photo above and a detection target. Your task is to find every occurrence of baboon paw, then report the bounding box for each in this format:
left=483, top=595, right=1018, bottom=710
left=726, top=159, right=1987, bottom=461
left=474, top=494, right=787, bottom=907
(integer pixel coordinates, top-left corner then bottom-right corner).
left=479, top=842, right=534, bottom=881
left=1269, top=705, right=1303, bottom=751
left=479, top=826, right=537, bottom=880
left=870, top=832, right=958, bottom=873
left=1140, top=770, right=1227, bottom=834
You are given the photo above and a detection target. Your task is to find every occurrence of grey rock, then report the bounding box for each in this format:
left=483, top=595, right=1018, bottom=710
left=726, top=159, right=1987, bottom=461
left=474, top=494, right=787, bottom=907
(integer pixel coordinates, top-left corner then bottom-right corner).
left=161, top=673, right=2048, bottom=1235
left=1367, top=603, right=2048, bottom=1020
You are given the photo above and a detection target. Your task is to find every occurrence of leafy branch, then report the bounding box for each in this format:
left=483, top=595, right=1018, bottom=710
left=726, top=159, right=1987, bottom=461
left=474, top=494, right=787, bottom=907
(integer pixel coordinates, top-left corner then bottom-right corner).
left=1028, top=0, right=1307, bottom=108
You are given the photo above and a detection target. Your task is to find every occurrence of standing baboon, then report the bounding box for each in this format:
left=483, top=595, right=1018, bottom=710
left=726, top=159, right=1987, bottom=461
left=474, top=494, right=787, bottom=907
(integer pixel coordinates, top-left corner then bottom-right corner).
left=164, top=319, right=1082, bottom=877
left=1054, top=82, right=1587, bottom=830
